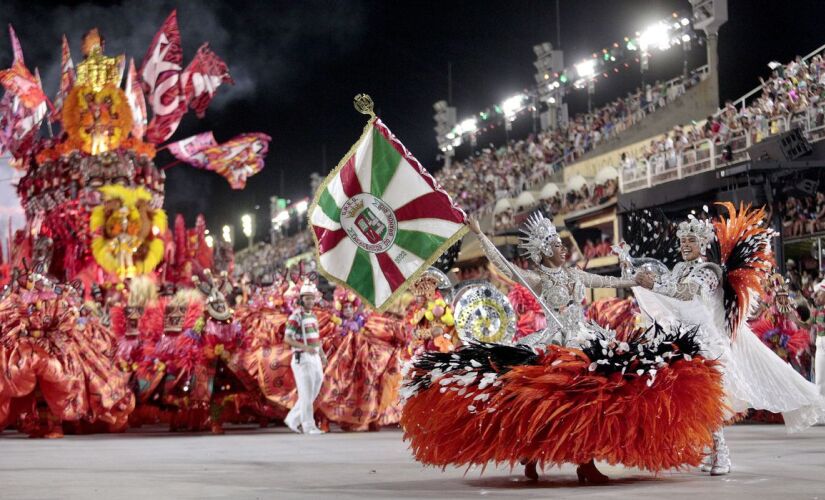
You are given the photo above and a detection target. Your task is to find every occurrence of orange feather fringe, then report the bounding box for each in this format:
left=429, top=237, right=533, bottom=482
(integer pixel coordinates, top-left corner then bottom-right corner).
left=402, top=346, right=725, bottom=472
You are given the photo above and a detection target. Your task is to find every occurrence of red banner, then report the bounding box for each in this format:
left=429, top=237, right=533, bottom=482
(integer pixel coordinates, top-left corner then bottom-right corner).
left=51, top=35, right=75, bottom=123
left=140, top=10, right=187, bottom=143
left=181, top=43, right=233, bottom=118
left=0, top=27, right=49, bottom=158
left=169, top=132, right=270, bottom=189
left=0, top=62, right=47, bottom=110
left=125, top=58, right=147, bottom=139
left=167, top=131, right=217, bottom=165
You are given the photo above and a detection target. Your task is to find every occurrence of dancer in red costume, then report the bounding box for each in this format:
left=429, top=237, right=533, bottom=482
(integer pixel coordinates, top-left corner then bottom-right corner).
left=749, top=274, right=811, bottom=374
left=315, top=287, right=408, bottom=431
left=134, top=288, right=209, bottom=431
left=0, top=267, right=134, bottom=437
left=406, top=270, right=458, bottom=355
left=193, top=270, right=271, bottom=433
left=110, top=278, right=162, bottom=386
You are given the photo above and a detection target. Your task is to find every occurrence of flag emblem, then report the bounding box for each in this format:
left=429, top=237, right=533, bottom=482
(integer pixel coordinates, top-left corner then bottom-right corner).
left=341, top=193, right=397, bottom=252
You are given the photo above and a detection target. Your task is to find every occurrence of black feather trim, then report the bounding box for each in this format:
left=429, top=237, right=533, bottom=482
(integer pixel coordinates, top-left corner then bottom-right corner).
left=405, top=341, right=538, bottom=393
left=580, top=322, right=704, bottom=380
left=623, top=207, right=681, bottom=267
left=433, top=241, right=462, bottom=274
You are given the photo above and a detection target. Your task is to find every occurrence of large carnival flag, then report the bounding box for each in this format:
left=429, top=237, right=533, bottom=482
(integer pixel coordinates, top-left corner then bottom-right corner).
left=51, top=35, right=75, bottom=123
left=166, top=131, right=270, bottom=189
left=181, top=43, right=233, bottom=118
left=140, top=10, right=186, bottom=144
left=309, top=95, right=467, bottom=311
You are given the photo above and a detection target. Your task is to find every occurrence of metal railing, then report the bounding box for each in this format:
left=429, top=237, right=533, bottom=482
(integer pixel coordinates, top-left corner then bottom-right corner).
left=470, top=68, right=713, bottom=224
left=619, top=104, right=825, bottom=193
left=730, top=43, right=825, bottom=112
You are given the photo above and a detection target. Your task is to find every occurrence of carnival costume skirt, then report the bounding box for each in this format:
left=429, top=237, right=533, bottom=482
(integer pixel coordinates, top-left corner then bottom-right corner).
left=316, top=315, right=407, bottom=430
left=401, top=327, right=726, bottom=472
left=0, top=294, right=134, bottom=431
left=635, top=287, right=825, bottom=432
left=236, top=306, right=335, bottom=416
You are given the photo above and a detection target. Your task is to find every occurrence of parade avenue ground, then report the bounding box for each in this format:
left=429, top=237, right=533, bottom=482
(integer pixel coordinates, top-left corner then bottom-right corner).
left=1, top=424, right=824, bottom=499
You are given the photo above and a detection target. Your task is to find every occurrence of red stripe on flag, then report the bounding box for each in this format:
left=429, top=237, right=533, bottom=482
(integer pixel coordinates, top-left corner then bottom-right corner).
left=394, top=192, right=466, bottom=223
left=375, top=251, right=406, bottom=292
left=373, top=118, right=465, bottom=219
left=313, top=226, right=348, bottom=253
left=373, top=119, right=439, bottom=190
left=340, top=156, right=362, bottom=198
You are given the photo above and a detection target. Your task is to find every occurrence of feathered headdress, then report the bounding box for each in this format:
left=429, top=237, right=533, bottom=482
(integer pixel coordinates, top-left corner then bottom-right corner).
left=676, top=215, right=715, bottom=252
left=519, top=213, right=561, bottom=263
left=709, top=202, right=776, bottom=339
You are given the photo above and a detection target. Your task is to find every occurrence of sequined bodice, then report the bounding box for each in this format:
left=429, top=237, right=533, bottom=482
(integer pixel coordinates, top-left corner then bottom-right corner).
left=536, top=266, right=588, bottom=343
left=538, top=266, right=585, bottom=312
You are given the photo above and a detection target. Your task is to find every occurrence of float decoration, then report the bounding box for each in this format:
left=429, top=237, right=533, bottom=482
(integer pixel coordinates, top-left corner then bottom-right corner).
left=1, top=13, right=270, bottom=283
left=90, top=185, right=167, bottom=278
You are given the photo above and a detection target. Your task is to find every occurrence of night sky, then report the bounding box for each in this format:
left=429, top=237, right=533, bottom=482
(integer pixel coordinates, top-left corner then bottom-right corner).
left=3, top=0, right=825, bottom=244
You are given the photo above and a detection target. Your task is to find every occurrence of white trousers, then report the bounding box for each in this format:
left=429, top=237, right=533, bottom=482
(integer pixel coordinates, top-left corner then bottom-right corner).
left=285, top=352, right=324, bottom=431
left=816, top=337, right=825, bottom=398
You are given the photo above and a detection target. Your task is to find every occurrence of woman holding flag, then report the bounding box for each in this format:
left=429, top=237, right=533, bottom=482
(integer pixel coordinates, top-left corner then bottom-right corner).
left=400, top=213, right=727, bottom=484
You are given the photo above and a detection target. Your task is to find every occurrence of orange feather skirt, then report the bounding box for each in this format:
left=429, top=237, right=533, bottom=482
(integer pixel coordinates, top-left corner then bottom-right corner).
left=401, top=338, right=726, bottom=473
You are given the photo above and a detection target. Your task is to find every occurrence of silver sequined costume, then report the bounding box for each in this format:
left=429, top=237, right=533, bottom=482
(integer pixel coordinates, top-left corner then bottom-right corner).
left=477, top=232, right=635, bottom=348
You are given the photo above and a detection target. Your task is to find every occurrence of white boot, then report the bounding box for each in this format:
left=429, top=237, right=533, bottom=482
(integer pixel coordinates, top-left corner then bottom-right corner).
left=699, top=446, right=714, bottom=472
left=710, top=430, right=731, bottom=476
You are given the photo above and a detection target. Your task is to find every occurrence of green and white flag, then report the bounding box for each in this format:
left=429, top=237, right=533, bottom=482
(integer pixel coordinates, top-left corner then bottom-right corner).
left=309, top=99, right=467, bottom=311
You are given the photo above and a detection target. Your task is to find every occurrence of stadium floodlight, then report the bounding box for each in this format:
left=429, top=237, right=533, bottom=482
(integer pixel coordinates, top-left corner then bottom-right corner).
left=501, top=94, right=526, bottom=119
left=548, top=97, right=557, bottom=104
left=682, top=34, right=691, bottom=42
left=294, top=199, right=309, bottom=215
left=222, top=225, right=232, bottom=243
left=680, top=17, right=690, bottom=26
left=457, top=118, right=478, bottom=135
left=241, top=214, right=253, bottom=238
left=205, top=235, right=214, bottom=248
left=575, top=59, right=596, bottom=79
left=639, top=21, right=671, bottom=52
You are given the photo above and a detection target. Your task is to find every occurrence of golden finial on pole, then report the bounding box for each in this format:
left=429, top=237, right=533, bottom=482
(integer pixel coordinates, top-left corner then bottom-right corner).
left=353, top=93, right=376, bottom=118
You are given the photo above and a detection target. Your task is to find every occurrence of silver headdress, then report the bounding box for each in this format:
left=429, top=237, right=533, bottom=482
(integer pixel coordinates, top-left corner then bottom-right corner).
left=676, top=215, right=715, bottom=251
left=520, top=213, right=561, bottom=263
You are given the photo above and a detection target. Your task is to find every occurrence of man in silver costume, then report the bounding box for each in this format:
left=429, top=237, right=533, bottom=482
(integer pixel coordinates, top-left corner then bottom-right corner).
left=633, top=217, right=732, bottom=476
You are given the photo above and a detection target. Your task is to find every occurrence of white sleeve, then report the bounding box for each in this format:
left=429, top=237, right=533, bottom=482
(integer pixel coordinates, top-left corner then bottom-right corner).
left=653, top=267, right=719, bottom=301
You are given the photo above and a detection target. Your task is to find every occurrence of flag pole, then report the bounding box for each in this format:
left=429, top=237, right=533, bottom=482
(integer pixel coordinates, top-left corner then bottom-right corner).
left=160, top=160, right=183, bottom=171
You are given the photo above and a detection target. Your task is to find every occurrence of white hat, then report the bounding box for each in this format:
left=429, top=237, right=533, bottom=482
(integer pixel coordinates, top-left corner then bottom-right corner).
left=300, top=280, right=318, bottom=296
left=814, top=280, right=825, bottom=295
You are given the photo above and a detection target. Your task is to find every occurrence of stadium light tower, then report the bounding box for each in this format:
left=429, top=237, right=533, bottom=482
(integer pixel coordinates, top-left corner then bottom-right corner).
left=433, top=100, right=457, bottom=167
left=690, top=0, right=727, bottom=109
left=574, top=59, right=598, bottom=113
left=241, top=213, right=254, bottom=249
left=533, top=42, right=565, bottom=131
